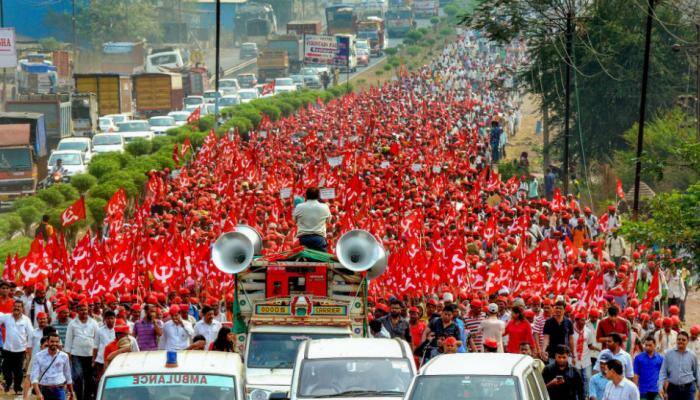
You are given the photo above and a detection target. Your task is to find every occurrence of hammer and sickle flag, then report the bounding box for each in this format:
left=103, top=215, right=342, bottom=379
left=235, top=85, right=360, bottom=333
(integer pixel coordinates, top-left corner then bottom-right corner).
left=61, top=196, right=86, bottom=227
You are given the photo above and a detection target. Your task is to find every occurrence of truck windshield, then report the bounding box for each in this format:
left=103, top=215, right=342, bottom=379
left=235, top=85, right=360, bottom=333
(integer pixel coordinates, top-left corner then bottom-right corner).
left=93, top=135, right=122, bottom=146
left=0, top=148, right=31, bottom=171
left=407, top=375, right=519, bottom=400
left=299, top=358, right=412, bottom=398
left=247, top=333, right=349, bottom=369
left=118, top=122, right=150, bottom=132
left=101, top=374, right=236, bottom=400
left=358, top=31, right=379, bottom=40
left=149, top=117, right=175, bottom=127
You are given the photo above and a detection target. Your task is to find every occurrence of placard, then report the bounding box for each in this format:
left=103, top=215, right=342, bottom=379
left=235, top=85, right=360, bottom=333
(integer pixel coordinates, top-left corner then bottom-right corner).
left=432, top=166, right=442, bottom=173
left=280, top=188, right=292, bottom=199
left=0, top=28, right=17, bottom=68
left=327, top=156, right=343, bottom=167
left=411, top=163, right=423, bottom=172
left=380, top=161, right=391, bottom=169
left=320, top=188, right=336, bottom=200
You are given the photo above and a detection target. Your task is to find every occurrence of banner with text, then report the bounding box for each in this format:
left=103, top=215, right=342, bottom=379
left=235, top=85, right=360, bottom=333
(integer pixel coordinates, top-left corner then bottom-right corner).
left=304, top=35, right=337, bottom=65
left=0, top=28, right=17, bottom=68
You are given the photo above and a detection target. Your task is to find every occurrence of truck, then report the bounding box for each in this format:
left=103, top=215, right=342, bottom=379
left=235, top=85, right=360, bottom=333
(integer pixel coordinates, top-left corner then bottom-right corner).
left=5, top=94, right=71, bottom=150
left=132, top=73, right=184, bottom=118
left=71, top=93, right=99, bottom=137
left=0, top=113, right=48, bottom=205
left=145, top=48, right=186, bottom=73
left=266, top=35, right=303, bottom=73
left=101, top=41, right=147, bottom=74
left=326, top=4, right=358, bottom=36
left=182, top=67, right=209, bottom=97
left=386, top=6, right=414, bottom=37
left=74, top=74, right=133, bottom=117
left=15, top=54, right=58, bottom=95
left=211, top=227, right=387, bottom=400
left=257, top=49, right=289, bottom=82
left=356, top=17, right=387, bottom=56
left=287, top=20, right=323, bottom=35
left=412, top=0, right=438, bottom=17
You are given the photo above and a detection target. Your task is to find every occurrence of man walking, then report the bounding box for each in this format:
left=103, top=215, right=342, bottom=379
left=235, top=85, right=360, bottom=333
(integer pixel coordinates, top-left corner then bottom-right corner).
left=162, top=305, right=194, bottom=351
left=0, top=301, right=33, bottom=395
left=542, top=345, right=584, bottom=400
left=595, top=333, right=634, bottom=380
left=379, top=300, right=411, bottom=344
left=65, top=301, right=98, bottom=400
left=658, top=331, right=700, bottom=400
left=543, top=301, right=574, bottom=362
left=603, top=359, right=640, bottom=400
left=30, top=333, right=74, bottom=400
left=194, top=306, right=222, bottom=349
left=633, top=337, right=663, bottom=400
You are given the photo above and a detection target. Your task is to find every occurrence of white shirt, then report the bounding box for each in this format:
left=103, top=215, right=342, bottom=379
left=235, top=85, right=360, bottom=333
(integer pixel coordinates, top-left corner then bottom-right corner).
left=293, top=200, right=331, bottom=237
left=65, top=317, right=99, bottom=357
left=595, top=349, right=634, bottom=379
left=573, top=325, right=595, bottom=369
left=0, top=313, right=33, bottom=352
left=93, top=325, right=115, bottom=364
left=654, top=329, right=678, bottom=354
left=30, top=349, right=72, bottom=385
left=31, top=327, right=44, bottom=356
left=162, top=320, right=194, bottom=351
left=194, top=320, right=222, bottom=348
left=602, top=378, right=640, bottom=400
left=26, top=299, right=52, bottom=328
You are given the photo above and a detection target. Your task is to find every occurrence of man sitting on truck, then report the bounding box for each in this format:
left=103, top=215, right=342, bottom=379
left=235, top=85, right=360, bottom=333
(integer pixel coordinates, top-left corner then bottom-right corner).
left=293, top=187, right=331, bottom=252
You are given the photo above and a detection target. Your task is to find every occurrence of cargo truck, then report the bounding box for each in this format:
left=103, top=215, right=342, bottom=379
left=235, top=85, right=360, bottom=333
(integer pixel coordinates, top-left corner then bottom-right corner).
left=0, top=113, right=48, bottom=205
left=266, top=35, right=303, bottom=73
left=71, top=93, right=99, bottom=137
left=132, top=73, right=184, bottom=118
left=412, top=0, right=438, bottom=17
left=286, top=20, right=323, bottom=35
left=101, top=41, right=147, bottom=74
left=257, top=49, right=289, bottom=82
left=386, top=6, right=414, bottom=37
left=356, top=17, right=387, bottom=56
left=5, top=95, right=71, bottom=150
left=74, top=74, right=133, bottom=117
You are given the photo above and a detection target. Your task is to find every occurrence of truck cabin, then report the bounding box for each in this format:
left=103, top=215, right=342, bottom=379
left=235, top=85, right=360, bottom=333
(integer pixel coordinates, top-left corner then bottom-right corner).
left=246, top=18, right=275, bottom=40
left=0, top=125, right=33, bottom=173
left=325, top=5, right=358, bottom=35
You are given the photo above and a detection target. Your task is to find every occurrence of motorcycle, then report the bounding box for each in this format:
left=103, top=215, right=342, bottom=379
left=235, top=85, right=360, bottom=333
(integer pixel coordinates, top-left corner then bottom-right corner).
left=39, top=170, right=70, bottom=189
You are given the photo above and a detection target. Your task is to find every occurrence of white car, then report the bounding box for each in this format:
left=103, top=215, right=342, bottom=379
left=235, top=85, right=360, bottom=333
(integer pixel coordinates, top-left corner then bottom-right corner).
left=104, top=114, right=129, bottom=124
left=219, top=78, right=240, bottom=95
left=168, top=111, right=191, bottom=126
left=404, top=354, right=548, bottom=400
left=48, top=150, right=87, bottom=176
left=92, top=133, right=125, bottom=154
left=98, top=117, right=116, bottom=133
left=117, top=120, right=154, bottom=143
left=219, top=95, right=241, bottom=107
left=148, top=116, right=177, bottom=136
left=183, top=96, right=205, bottom=108
left=238, top=88, right=259, bottom=103
left=203, top=90, right=223, bottom=103
left=285, top=338, right=416, bottom=400
left=56, top=137, right=93, bottom=163
left=274, top=78, right=297, bottom=95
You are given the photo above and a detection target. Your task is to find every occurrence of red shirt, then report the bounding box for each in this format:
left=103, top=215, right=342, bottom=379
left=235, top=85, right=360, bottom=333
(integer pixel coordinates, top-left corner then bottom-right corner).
left=0, top=297, right=13, bottom=340
left=504, top=319, right=534, bottom=354
left=409, top=321, right=426, bottom=348
left=596, top=317, right=628, bottom=343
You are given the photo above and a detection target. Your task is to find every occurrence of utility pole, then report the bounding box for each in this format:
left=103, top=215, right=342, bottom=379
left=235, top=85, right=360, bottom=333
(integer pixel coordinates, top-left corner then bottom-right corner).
left=214, top=0, right=221, bottom=129
left=633, top=0, right=656, bottom=220
left=72, top=0, right=77, bottom=70
left=563, top=10, right=573, bottom=195
left=696, top=22, right=699, bottom=140
left=1, top=0, right=5, bottom=105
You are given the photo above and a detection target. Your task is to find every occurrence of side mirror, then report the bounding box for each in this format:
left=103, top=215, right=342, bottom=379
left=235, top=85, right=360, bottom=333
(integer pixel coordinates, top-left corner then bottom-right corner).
left=269, top=392, right=290, bottom=400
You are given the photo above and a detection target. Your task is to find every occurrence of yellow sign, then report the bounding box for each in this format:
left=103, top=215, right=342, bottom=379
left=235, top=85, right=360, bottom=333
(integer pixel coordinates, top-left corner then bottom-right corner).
left=257, top=305, right=290, bottom=315
left=313, top=306, right=347, bottom=316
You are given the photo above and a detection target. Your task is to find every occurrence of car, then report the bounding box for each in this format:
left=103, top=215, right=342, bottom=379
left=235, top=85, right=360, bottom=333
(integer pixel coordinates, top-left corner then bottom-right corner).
left=303, top=75, right=322, bottom=89
left=96, top=351, right=245, bottom=400
left=240, top=42, right=259, bottom=59
left=290, top=74, right=305, bottom=88
left=148, top=116, right=177, bottom=136
left=238, top=88, right=259, bottom=103
left=404, top=354, right=548, bottom=400
left=92, top=133, right=125, bottom=154
left=284, top=338, right=416, bottom=400
left=98, top=117, right=116, bottom=133
left=117, top=120, right=154, bottom=143
left=203, top=90, right=223, bottom=104
left=48, top=150, right=87, bottom=176
left=356, top=39, right=370, bottom=54
left=167, top=111, right=191, bottom=126
left=104, top=114, right=129, bottom=124
left=183, top=96, right=205, bottom=108
left=219, top=78, right=240, bottom=95
left=299, top=67, right=319, bottom=78
left=219, top=95, right=241, bottom=107
left=357, top=48, right=370, bottom=67
left=237, top=73, right=258, bottom=88
left=56, top=137, right=93, bottom=163
left=184, top=104, right=200, bottom=113
left=274, top=77, right=297, bottom=95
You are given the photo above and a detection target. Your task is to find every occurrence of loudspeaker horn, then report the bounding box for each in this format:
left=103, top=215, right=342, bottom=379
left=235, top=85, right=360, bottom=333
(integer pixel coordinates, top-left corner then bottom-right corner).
left=336, top=229, right=388, bottom=279
left=211, top=225, right=262, bottom=274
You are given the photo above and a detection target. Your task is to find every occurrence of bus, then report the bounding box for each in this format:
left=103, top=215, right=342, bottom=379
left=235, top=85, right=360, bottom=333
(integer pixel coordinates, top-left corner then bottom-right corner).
left=325, top=4, right=358, bottom=35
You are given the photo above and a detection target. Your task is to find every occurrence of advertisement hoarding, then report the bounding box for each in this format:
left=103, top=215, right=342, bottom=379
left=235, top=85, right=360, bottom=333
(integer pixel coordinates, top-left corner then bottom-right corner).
left=304, top=34, right=337, bottom=65
left=0, top=28, right=17, bottom=68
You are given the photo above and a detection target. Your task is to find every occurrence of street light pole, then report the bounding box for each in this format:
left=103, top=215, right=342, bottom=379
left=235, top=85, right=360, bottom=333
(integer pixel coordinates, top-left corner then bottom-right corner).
left=563, top=10, right=573, bottom=195
left=633, top=0, right=656, bottom=220
left=72, top=0, right=77, bottom=68
left=214, top=0, right=221, bottom=130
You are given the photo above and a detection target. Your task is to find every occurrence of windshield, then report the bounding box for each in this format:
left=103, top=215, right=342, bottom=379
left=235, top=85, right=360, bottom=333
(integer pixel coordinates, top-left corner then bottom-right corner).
left=275, top=78, right=294, bottom=86
left=358, top=31, right=379, bottom=40
left=184, top=97, right=203, bottom=106
left=220, top=80, right=238, bottom=88
left=109, top=115, right=128, bottom=124
left=301, top=68, right=317, bottom=76
left=241, top=44, right=257, bottom=51
left=0, top=148, right=31, bottom=171
left=150, top=53, right=178, bottom=65
left=169, top=113, right=189, bottom=122
left=49, top=153, right=81, bottom=166
left=204, top=92, right=221, bottom=100
left=101, top=373, right=236, bottom=400
left=220, top=97, right=240, bottom=106
left=299, top=358, right=412, bottom=398
left=118, top=122, right=150, bottom=132
left=93, top=135, right=122, bottom=146
left=408, top=375, right=520, bottom=400
left=57, top=141, right=88, bottom=152
left=239, top=91, right=257, bottom=99
left=149, top=117, right=175, bottom=127
left=387, top=10, right=411, bottom=19
left=356, top=42, right=369, bottom=49
left=246, top=333, right=349, bottom=369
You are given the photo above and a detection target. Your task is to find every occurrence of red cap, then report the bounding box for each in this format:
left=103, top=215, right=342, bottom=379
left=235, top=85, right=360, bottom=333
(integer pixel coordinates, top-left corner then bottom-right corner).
left=443, top=337, right=458, bottom=346
left=131, top=304, right=142, bottom=312
left=408, top=306, right=419, bottom=313
left=36, top=312, right=48, bottom=319
left=671, top=316, right=681, bottom=326
left=663, top=317, right=672, bottom=327
left=178, top=288, right=190, bottom=295
left=114, top=325, right=129, bottom=334
left=589, top=309, right=600, bottom=318
left=574, top=312, right=586, bottom=320
left=691, top=325, right=700, bottom=336
left=624, top=307, right=636, bottom=318
left=35, top=283, right=46, bottom=291
left=168, top=305, right=180, bottom=316
left=483, top=338, right=498, bottom=349
left=669, top=305, right=680, bottom=316
left=146, top=295, right=157, bottom=305
left=524, top=309, right=535, bottom=319
left=105, top=294, right=117, bottom=303
left=427, top=299, right=437, bottom=306
left=55, top=305, right=69, bottom=314
left=471, top=300, right=482, bottom=308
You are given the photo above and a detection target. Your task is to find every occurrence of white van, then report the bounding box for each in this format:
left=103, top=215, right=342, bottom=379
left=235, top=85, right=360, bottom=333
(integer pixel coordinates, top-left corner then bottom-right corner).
left=404, top=353, right=549, bottom=400
left=279, top=338, right=416, bottom=400
left=97, top=350, right=246, bottom=400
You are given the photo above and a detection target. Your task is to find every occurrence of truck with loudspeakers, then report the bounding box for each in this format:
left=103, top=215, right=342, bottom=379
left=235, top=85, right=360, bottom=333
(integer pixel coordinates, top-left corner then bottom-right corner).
left=211, top=226, right=387, bottom=400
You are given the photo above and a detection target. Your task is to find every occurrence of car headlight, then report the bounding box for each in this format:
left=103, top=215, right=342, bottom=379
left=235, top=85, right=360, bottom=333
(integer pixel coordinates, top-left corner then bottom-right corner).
left=247, top=388, right=271, bottom=400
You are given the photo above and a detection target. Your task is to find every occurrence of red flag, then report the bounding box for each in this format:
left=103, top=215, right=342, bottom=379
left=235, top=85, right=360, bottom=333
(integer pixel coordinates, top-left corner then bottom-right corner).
left=616, top=179, right=625, bottom=199
left=61, top=197, right=86, bottom=227
left=180, top=137, right=192, bottom=157
left=105, top=188, right=127, bottom=217
left=642, top=269, right=660, bottom=309
left=262, top=81, right=275, bottom=95
left=186, top=106, right=201, bottom=124
left=173, top=143, right=181, bottom=165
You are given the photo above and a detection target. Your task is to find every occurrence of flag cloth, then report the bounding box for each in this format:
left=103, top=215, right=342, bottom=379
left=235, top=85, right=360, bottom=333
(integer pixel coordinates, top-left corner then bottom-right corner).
left=616, top=179, right=625, bottom=199
left=61, top=197, right=86, bottom=227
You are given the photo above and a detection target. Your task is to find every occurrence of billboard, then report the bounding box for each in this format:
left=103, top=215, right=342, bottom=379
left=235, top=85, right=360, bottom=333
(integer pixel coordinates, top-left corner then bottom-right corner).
left=0, top=28, right=17, bottom=68
left=332, top=35, right=350, bottom=67
left=304, top=34, right=337, bottom=65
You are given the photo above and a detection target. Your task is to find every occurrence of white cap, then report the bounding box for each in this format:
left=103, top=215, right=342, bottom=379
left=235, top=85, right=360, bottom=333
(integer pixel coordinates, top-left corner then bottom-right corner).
left=488, top=303, right=499, bottom=313
left=443, top=293, right=454, bottom=302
